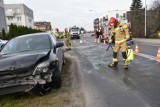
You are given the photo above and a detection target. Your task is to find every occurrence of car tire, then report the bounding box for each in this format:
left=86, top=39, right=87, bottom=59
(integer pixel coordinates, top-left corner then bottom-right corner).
left=51, top=66, right=61, bottom=88
left=28, top=83, right=51, bottom=96
left=63, top=56, right=65, bottom=65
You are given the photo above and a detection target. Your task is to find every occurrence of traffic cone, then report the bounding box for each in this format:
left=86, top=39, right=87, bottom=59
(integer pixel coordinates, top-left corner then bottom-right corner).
left=80, top=39, right=83, bottom=44
left=134, top=44, right=139, bottom=54
left=155, top=47, right=160, bottom=61
left=103, top=40, right=106, bottom=45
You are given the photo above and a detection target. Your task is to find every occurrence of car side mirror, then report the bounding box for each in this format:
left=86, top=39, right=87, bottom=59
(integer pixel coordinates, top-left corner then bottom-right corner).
left=56, top=42, right=64, bottom=48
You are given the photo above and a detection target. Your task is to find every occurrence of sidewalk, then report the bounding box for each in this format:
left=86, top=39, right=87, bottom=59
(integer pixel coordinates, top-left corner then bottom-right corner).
left=133, top=38, right=160, bottom=45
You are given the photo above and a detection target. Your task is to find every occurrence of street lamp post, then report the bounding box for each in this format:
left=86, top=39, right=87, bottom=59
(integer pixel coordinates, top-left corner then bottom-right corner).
left=145, top=0, right=147, bottom=37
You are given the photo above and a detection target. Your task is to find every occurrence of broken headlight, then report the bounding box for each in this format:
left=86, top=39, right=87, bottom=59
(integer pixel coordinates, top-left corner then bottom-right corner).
left=33, top=61, right=50, bottom=75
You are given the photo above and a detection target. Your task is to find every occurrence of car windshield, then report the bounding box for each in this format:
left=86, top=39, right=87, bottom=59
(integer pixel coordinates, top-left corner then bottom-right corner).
left=71, top=28, right=79, bottom=32
left=1, top=34, right=51, bottom=55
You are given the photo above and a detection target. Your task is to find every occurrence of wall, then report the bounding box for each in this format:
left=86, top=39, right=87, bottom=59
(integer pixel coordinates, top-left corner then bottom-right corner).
left=127, top=10, right=159, bottom=38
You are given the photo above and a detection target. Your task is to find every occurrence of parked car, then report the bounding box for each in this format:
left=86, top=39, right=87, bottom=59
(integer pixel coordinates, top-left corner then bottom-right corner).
left=0, top=39, right=8, bottom=47
left=0, top=32, right=64, bottom=96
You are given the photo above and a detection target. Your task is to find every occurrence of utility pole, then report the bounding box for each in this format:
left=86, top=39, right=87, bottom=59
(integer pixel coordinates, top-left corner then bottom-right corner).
left=145, top=0, right=147, bottom=37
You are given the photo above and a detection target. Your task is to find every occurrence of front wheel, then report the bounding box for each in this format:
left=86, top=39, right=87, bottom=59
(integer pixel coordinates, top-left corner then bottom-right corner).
left=28, top=83, right=51, bottom=96
left=63, top=55, right=65, bottom=65
left=51, top=66, right=61, bottom=88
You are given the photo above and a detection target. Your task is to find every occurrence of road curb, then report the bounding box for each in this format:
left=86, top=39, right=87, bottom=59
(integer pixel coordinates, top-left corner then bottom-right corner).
left=133, top=38, right=160, bottom=46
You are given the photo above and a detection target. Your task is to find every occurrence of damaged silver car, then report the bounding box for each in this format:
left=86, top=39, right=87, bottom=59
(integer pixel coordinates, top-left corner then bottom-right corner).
left=0, top=32, right=64, bottom=96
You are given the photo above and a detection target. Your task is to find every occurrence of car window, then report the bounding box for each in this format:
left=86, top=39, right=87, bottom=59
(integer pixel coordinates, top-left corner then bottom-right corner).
left=1, top=34, right=51, bottom=54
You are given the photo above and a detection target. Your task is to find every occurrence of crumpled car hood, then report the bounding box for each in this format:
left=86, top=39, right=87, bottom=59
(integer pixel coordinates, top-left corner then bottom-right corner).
left=0, top=49, right=51, bottom=79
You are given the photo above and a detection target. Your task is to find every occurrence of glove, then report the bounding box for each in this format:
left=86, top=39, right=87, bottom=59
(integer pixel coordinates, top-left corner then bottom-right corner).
left=109, top=39, right=112, bottom=44
left=115, top=39, right=126, bottom=45
left=115, top=41, right=120, bottom=45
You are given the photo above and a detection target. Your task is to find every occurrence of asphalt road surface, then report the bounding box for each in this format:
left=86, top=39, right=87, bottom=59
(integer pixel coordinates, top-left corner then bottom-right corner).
left=69, top=34, right=160, bottom=107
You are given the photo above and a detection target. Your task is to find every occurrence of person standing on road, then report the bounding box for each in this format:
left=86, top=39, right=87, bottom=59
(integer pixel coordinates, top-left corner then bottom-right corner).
left=96, top=28, right=100, bottom=42
left=108, top=17, right=130, bottom=69
left=54, top=28, right=60, bottom=39
left=63, top=28, right=71, bottom=49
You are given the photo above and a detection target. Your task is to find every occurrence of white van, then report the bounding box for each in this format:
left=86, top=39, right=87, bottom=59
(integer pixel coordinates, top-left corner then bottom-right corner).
left=70, top=26, right=80, bottom=39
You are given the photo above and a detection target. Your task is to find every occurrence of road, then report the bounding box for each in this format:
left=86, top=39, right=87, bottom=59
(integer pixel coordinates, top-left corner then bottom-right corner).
left=69, top=34, right=160, bottom=107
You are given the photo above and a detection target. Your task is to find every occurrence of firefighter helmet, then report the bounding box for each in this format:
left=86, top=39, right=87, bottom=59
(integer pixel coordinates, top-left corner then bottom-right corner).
left=55, top=28, right=59, bottom=32
left=109, top=17, right=117, bottom=26
left=65, top=28, right=68, bottom=31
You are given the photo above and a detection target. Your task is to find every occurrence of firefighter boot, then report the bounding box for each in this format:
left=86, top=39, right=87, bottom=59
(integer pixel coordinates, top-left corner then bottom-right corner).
left=122, top=52, right=128, bottom=70
left=123, top=59, right=128, bottom=70
left=108, top=58, right=118, bottom=67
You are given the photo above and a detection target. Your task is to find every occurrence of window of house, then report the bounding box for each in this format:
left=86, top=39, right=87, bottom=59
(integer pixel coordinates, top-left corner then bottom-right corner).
left=15, top=8, right=21, bottom=13
left=8, top=17, right=13, bottom=21
left=28, top=18, right=32, bottom=23
left=6, top=8, right=13, bottom=12
left=17, top=17, right=21, bottom=21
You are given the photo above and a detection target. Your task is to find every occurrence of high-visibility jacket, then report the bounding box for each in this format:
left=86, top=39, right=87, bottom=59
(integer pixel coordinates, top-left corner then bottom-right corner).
left=63, top=31, right=69, bottom=38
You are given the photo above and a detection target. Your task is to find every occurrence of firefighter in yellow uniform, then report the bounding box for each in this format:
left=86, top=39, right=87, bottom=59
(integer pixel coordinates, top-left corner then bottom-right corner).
left=108, top=17, right=130, bottom=69
left=54, top=28, right=60, bottom=39
left=63, top=28, right=71, bottom=49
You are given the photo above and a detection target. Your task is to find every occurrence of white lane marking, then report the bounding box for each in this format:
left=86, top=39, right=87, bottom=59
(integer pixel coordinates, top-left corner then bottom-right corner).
left=135, top=53, right=160, bottom=62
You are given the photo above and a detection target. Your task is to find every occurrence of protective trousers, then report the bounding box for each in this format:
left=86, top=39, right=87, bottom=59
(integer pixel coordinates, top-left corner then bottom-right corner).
left=64, top=38, right=71, bottom=48
left=108, top=42, right=128, bottom=69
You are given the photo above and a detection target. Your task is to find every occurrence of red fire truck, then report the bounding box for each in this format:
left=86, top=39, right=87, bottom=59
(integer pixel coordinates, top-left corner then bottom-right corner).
left=93, top=17, right=108, bottom=42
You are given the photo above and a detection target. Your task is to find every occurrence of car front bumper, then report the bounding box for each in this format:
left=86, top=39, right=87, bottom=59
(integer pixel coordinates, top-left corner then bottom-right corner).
left=0, top=73, right=52, bottom=95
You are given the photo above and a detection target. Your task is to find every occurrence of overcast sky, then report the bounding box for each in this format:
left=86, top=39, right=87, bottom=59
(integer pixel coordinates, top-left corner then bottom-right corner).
left=4, top=0, right=153, bottom=31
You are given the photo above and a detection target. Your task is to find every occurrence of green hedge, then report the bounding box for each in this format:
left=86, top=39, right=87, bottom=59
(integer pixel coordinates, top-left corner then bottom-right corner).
left=1, top=23, right=42, bottom=40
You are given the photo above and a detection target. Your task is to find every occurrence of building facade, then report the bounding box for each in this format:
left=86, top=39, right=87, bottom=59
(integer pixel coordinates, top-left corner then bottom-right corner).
left=0, top=0, right=7, bottom=32
left=34, top=21, right=51, bottom=32
left=4, top=4, right=34, bottom=30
